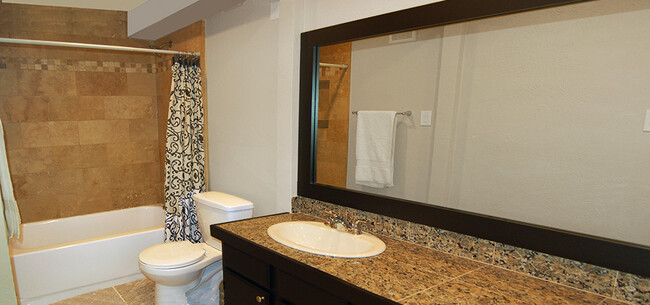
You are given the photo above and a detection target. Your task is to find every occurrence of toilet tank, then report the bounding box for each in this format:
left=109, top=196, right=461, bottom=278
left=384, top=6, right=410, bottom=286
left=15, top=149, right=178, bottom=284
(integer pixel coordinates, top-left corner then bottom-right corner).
left=192, top=191, right=254, bottom=250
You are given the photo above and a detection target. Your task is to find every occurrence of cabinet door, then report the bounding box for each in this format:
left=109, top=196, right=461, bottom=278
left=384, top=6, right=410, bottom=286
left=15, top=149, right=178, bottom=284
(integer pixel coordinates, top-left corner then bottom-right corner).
left=224, top=269, right=270, bottom=305
left=277, top=271, right=345, bottom=305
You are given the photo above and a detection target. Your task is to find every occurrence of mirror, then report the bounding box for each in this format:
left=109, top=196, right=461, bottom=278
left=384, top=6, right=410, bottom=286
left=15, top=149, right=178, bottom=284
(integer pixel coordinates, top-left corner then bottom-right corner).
left=314, top=0, right=650, bottom=247
left=299, top=0, right=650, bottom=276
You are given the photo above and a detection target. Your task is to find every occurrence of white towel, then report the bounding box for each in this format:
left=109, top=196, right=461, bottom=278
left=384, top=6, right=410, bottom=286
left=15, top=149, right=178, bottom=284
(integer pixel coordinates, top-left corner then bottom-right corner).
left=0, top=118, right=21, bottom=239
left=355, top=111, right=397, bottom=188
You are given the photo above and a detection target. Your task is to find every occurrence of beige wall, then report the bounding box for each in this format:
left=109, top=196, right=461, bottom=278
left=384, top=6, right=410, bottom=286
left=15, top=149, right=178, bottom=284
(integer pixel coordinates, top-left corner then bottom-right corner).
left=324, top=0, right=650, bottom=245
left=428, top=0, right=650, bottom=245
left=346, top=28, right=442, bottom=202
left=205, top=0, right=282, bottom=217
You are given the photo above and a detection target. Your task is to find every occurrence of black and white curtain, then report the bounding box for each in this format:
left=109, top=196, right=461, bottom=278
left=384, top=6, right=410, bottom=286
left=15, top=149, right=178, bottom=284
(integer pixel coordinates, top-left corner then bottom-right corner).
left=164, top=56, right=205, bottom=243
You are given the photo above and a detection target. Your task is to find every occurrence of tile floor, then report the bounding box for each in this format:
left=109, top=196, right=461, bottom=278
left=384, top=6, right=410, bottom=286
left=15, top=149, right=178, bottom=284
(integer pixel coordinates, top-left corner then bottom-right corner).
left=52, top=278, right=155, bottom=305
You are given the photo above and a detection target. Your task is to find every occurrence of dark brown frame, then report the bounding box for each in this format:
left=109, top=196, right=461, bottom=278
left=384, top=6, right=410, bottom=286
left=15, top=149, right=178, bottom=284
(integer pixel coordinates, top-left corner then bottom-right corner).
left=298, top=0, right=650, bottom=277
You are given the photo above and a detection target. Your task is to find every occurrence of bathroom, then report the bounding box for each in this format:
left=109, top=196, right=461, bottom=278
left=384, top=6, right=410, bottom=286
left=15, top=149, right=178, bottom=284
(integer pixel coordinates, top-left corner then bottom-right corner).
left=0, top=0, right=648, bottom=304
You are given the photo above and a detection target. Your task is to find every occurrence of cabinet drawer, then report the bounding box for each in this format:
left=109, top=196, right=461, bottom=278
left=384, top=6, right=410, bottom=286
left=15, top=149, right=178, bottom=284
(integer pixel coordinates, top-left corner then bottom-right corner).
left=277, top=271, right=345, bottom=305
left=223, top=244, right=271, bottom=289
left=224, top=269, right=270, bottom=305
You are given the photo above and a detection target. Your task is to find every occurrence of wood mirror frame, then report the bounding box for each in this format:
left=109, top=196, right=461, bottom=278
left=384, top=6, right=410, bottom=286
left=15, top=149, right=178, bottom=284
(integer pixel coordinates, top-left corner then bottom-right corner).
left=297, top=0, right=649, bottom=277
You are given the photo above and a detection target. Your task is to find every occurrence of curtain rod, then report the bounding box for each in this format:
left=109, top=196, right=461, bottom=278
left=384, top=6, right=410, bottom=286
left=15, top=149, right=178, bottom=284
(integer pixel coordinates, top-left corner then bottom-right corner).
left=0, top=37, right=200, bottom=57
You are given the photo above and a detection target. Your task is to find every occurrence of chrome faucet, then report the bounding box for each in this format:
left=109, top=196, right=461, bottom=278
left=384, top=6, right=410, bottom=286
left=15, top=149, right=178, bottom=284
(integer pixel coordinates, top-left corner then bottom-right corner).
left=350, top=219, right=370, bottom=235
left=323, top=210, right=339, bottom=228
left=323, top=210, right=370, bottom=235
left=323, top=210, right=350, bottom=230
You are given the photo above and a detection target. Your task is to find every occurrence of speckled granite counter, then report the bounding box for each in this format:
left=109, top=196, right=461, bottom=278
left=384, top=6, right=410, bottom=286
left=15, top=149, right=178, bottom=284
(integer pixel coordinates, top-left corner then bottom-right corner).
left=216, top=213, right=631, bottom=305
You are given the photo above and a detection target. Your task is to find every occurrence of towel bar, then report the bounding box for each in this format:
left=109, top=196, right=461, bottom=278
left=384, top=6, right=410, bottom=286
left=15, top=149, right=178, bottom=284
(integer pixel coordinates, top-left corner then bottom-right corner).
left=352, top=110, right=412, bottom=116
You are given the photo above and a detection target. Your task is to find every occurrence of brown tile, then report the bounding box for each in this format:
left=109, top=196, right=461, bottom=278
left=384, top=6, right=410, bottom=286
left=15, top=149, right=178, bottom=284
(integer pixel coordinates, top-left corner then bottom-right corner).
left=17, top=70, right=77, bottom=96
left=76, top=71, right=127, bottom=96
left=10, top=174, right=28, bottom=200
left=52, top=287, right=125, bottom=305
left=58, top=193, right=113, bottom=218
left=458, top=266, right=605, bottom=305
left=82, top=166, right=113, bottom=195
left=104, top=96, right=155, bottom=119
left=401, top=280, right=527, bottom=305
left=20, top=169, right=84, bottom=198
left=128, top=119, right=158, bottom=142
left=0, top=69, right=18, bottom=95
left=111, top=182, right=163, bottom=209
left=427, top=227, right=496, bottom=264
left=127, top=73, right=157, bottom=96
left=493, top=243, right=616, bottom=296
left=2, top=122, right=23, bottom=149
left=316, top=255, right=449, bottom=301
left=16, top=195, right=62, bottom=222
left=20, top=121, right=79, bottom=147
left=600, top=298, right=634, bottom=305
left=49, top=96, right=105, bottom=121
left=78, top=120, right=129, bottom=144
left=7, top=144, right=106, bottom=174
left=0, top=96, right=49, bottom=122
left=398, top=240, right=484, bottom=274
left=114, top=278, right=155, bottom=305
left=613, top=272, right=650, bottom=304
left=106, top=141, right=157, bottom=164
left=115, top=162, right=161, bottom=186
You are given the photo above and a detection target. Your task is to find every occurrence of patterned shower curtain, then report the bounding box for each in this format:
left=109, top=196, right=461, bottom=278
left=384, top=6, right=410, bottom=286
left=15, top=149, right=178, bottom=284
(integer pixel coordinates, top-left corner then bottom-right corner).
left=164, top=56, right=205, bottom=243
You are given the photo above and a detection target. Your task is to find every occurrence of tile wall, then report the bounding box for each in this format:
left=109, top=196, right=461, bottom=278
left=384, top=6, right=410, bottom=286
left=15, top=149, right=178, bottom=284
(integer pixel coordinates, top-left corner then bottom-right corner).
left=292, top=196, right=650, bottom=304
left=315, top=42, right=351, bottom=188
left=0, top=3, right=206, bottom=222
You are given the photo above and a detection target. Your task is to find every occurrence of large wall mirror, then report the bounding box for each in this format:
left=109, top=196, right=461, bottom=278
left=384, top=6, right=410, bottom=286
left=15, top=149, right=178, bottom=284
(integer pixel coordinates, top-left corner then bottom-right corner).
left=298, top=0, right=649, bottom=276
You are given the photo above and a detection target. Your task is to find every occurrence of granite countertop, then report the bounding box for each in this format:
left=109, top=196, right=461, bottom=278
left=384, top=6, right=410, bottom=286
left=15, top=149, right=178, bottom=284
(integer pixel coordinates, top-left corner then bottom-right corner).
left=216, top=213, right=629, bottom=305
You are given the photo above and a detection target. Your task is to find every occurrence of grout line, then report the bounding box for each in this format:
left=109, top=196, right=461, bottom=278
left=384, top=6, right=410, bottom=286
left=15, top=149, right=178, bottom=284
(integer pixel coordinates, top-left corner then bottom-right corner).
left=611, top=271, right=619, bottom=298
left=113, top=286, right=128, bottom=304
left=396, top=265, right=487, bottom=302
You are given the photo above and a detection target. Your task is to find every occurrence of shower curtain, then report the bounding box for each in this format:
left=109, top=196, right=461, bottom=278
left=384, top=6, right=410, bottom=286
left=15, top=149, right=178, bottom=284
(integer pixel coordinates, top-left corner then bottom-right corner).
left=164, top=56, right=205, bottom=243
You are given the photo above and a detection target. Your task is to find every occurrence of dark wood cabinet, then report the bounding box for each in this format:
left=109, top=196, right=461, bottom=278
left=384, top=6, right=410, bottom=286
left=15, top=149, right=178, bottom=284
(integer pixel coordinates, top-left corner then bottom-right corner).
left=223, top=269, right=270, bottom=305
left=214, top=227, right=399, bottom=305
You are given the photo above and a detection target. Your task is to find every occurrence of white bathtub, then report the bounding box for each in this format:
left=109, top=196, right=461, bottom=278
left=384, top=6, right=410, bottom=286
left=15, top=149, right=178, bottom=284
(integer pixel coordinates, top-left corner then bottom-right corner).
left=10, top=206, right=165, bottom=305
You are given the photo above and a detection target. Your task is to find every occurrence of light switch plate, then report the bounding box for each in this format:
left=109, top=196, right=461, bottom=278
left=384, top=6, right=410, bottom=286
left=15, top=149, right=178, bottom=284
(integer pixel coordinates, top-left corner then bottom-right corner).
left=421, top=111, right=432, bottom=126
left=270, top=1, right=280, bottom=20
left=644, top=110, right=650, bottom=132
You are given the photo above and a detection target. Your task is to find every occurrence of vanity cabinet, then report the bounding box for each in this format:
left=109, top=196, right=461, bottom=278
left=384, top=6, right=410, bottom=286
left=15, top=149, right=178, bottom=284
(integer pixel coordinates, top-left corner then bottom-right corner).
left=214, top=227, right=398, bottom=305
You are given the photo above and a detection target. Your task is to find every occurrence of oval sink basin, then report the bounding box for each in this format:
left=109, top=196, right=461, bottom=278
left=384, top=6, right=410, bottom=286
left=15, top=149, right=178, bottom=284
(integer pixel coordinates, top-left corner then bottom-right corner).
left=267, top=221, right=386, bottom=258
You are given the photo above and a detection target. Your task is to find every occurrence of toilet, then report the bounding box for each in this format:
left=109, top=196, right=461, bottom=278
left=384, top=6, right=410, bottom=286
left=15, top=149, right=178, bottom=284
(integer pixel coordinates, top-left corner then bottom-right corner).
left=138, top=191, right=254, bottom=305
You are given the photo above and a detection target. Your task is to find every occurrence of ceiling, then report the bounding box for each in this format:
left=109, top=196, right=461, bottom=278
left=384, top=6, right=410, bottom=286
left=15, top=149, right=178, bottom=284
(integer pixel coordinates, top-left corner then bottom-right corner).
left=2, top=0, right=148, bottom=11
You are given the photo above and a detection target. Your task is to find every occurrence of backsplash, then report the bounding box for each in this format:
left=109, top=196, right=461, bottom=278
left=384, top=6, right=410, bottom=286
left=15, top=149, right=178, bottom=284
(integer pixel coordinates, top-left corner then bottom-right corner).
left=292, top=196, right=649, bottom=304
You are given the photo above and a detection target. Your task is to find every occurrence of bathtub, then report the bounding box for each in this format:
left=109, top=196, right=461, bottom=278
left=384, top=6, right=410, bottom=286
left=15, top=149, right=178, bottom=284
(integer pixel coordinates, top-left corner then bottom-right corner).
left=10, top=206, right=165, bottom=305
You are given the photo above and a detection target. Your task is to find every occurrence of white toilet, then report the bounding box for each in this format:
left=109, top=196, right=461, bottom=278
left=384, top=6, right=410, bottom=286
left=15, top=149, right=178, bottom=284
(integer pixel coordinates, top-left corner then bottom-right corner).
left=138, top=191, right=254, bottom=305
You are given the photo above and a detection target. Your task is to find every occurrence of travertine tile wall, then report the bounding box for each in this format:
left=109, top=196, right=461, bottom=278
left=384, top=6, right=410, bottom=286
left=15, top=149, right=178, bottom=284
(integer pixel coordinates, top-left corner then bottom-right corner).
left=0, top=3, right=163, bottom=222
left=315, top=43, right=351, bottom=188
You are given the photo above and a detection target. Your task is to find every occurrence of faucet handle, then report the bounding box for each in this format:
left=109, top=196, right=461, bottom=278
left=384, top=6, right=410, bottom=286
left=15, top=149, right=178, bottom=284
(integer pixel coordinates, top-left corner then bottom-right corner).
left=350, top=219, right=370, bottom=235
left=323, top=210, right=338, bottom=226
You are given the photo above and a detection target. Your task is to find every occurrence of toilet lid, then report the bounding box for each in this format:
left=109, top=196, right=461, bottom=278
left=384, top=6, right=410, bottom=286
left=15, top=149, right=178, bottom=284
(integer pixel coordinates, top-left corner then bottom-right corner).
left=139, top=241, right=205, bottom=269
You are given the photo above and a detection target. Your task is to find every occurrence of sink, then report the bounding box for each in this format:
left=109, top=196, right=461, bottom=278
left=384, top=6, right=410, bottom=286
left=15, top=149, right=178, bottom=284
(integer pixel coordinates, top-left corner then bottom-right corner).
left=267, top=221, right=386, bottom=258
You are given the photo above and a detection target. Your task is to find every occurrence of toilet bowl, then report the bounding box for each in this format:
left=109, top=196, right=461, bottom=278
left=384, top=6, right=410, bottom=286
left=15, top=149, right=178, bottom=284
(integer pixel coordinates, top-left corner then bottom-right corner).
left=138, top=192, right=254, bottom=305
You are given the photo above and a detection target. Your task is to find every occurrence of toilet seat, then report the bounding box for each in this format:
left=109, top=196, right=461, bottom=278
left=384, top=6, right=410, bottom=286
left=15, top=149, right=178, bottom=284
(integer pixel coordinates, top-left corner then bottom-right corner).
left=139, top=241, right=206, bottom=269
